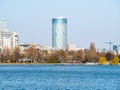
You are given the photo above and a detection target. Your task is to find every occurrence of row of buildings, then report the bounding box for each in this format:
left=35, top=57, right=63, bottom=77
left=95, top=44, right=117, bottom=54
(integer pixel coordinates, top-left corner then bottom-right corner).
left=1, top=17, right=119, bottom=53
left=0, top=17, right=73, bottom=51
left=0, top=18, right=104, bottom=53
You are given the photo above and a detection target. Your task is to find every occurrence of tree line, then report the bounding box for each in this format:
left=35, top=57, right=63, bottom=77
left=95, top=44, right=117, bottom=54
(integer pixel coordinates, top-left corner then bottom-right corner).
left=0, top=43, right=120, bottom=65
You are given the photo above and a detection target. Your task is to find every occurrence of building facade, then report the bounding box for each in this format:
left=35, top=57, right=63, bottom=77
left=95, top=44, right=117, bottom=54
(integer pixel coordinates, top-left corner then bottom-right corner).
left=52, top=17, right=67, bottom=50
left=68, top=44, right=77, bottom=51
left=0, top=20, right=19, bottom=50
left=0, top=30, right=19, bottom=50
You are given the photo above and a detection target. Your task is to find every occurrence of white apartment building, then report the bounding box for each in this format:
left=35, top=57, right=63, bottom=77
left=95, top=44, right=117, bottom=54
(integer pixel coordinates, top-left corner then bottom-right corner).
left=0, top=30, right=19, bottom=50
left=11, top=32, right=19, bottom=48
left=0, top=20, right=19, bottom=50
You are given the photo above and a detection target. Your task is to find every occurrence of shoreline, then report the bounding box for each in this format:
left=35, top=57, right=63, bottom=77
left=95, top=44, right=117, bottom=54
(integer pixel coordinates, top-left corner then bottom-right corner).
left=0, top=63, right=118, bottom=65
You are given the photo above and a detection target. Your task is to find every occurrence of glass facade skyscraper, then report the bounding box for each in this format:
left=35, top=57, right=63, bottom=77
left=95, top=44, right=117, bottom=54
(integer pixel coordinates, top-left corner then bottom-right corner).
left=52, top=17, right=67, bottom=50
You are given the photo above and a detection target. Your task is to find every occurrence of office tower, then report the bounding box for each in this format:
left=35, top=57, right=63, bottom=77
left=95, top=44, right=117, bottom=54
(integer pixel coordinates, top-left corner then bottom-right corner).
left=52, top=16, right=67, bottom=50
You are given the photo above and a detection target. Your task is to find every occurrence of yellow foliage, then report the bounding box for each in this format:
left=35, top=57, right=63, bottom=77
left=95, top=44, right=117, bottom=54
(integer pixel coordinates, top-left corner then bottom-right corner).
left=110, top=57, right=119, bottom=65
left=6, top=60, right=11, bottom=63
left=99, top=57, right=107, bottom=65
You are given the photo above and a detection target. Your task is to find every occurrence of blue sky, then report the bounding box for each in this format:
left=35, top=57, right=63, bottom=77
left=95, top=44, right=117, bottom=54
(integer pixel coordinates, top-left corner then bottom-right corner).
left=0, top=0, right=120, bottom=49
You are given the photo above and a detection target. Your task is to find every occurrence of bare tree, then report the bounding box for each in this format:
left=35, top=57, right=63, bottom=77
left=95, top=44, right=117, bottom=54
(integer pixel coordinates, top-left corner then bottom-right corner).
left=35, top=50, right=44, bottom=63
left=86, top=43, right=97, bottom=63
left=2, top=47, right=11, bottom=63
left=74, top=50, right=85, bottom=63
left=57, top=50, right=68, bottom=63
left=26, top=45, right=36, bottom=63
left=12, top=46, right=21, bottom=63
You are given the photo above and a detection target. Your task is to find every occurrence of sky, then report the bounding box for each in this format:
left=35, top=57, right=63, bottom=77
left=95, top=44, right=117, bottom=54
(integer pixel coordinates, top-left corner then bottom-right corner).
left=0, top=0, right=120, bottom=49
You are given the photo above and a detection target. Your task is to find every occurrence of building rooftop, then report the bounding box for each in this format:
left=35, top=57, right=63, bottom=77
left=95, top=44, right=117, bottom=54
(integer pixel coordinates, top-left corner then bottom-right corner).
left=53, top=16, right=66, bottom=19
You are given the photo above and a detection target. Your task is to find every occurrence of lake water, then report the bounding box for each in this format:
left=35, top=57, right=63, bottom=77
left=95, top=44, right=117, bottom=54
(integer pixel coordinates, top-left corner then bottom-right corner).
left=0, top=65, right=120, bottom=90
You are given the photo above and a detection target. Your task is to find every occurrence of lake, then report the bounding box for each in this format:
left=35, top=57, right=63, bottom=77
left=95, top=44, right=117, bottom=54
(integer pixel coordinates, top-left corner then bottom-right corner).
left=0, top=64, right=120, bottom=90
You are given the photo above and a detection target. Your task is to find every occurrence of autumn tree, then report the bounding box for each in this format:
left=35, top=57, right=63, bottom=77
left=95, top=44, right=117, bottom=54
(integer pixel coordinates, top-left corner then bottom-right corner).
left=97, top=51, right=105, bottom=58
left=57, top=50, right=68, bottom=63
left=74, top=50, right=85, bottom=63
left=26, top=45, right=36, bottom=63
left=35, top=50, right=44, bottom=63
left=42, top=50, right=50, bottom=63
left=99, top=57, right=107, bottom=65
left=12, top=46, right=21, bottom=63
left=2, top=47, right=11, bottom=63
left=85, top=43, right=97, bottom=63
left=84, top=49, right=90, bottom=63
left=68, top=50, right=75, bottom=62
left=47, top=51, right=60, bottom=63
left=109, top=56, right=119, bottom=65
left=68, top=50, right=75, bottom=56
left=105, top=51, right=115, bottom=61
left=0, top=52, right=2, bottom=62
left=47, top=50, right=68, bottom=63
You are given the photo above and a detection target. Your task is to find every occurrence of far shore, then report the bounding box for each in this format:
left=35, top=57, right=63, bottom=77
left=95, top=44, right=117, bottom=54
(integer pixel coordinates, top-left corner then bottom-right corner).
left=0, top=62, right=119, bottom=65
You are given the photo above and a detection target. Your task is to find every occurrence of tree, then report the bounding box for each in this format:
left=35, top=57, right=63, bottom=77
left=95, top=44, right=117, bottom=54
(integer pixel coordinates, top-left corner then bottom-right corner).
left=57, top=50, right=68, bottom=62
left=47, top=52, right=60, bottom=63
left=117, top=54, right=120, bottom=60
left=26, top=45, right=36, bottom=63
left=36, top=50, right=44, bottom=63
left=99, top=57, right=107, bottom=65
left=74, top=50, right=85, bottom=63
left=68, top=50, right=75, bottom=56
left=86, top=43, right=97, bottom=63
left=109, top=57, right=119, bottom=65
left=2, top=47, right=11, bottom=63
left=42, top=50, right=50, bottom=63
left=95, top=52, right=102, bottom=63
left=0, top=52, right=2, bottom=62
left=84, top=49, right=90, bottom=63
left=105, top=51, right=115, bottom=61
left=12, top=46, right=21, bottom=63
left=68, top=50, right=75, bottom=63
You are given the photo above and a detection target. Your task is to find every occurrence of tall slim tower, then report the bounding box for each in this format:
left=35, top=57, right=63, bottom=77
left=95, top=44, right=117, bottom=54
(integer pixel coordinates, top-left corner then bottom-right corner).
left=52, top=16, right=67, bottom=50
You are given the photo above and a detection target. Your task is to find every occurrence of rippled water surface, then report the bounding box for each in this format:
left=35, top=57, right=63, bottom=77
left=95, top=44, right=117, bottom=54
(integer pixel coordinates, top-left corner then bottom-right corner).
left=0, top=65, right=120, bottom=90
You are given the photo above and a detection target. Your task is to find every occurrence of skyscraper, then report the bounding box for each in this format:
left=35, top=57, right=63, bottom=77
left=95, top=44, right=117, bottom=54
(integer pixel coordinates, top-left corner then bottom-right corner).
left=52, top=16, right=67, bottom=50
